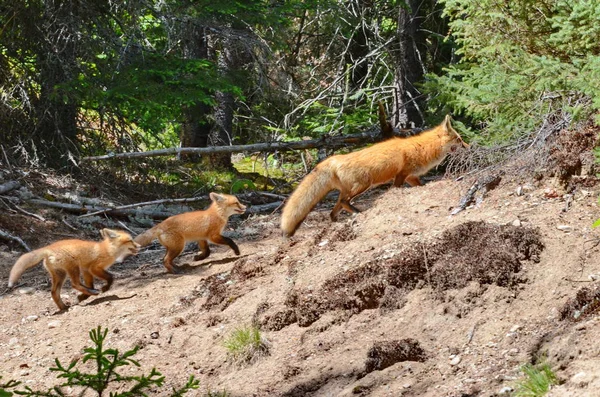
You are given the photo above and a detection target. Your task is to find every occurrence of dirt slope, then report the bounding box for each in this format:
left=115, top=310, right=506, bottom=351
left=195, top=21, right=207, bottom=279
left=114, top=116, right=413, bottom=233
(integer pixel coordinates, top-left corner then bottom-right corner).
left=2, top=175, right=600, bottom=397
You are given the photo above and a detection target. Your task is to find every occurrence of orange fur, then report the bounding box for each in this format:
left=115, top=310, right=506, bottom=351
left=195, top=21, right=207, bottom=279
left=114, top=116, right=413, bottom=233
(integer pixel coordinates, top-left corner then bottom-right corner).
left=134, top=192, right=246, bottom=273
left=280, top=115, right=469, bottom=236
left=8, top=229, right=140, bottom=311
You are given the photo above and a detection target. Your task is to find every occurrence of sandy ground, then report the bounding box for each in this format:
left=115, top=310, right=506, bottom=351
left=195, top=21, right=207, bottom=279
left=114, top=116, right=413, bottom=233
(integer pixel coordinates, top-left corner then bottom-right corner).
left=2, top=172, right=600, bottom=397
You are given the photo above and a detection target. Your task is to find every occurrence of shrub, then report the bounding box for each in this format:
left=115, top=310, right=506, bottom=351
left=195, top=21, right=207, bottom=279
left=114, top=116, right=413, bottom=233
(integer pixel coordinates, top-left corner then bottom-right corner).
left=427, top=0, right=600, bottom=144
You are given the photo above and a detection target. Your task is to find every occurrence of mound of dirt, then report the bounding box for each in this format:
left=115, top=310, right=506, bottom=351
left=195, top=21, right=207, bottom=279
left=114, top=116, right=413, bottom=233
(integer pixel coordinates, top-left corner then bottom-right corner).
left=363, top=339, right=427, bottom=375
left=256, top=221, right=544, bottom=328
left=559, top=285, right=600, bottom=322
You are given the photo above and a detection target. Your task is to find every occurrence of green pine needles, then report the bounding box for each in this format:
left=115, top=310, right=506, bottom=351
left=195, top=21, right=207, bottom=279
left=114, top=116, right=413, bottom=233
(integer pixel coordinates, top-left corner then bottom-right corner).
left=1, top=326, right=199, bottom=397
left=428, top=0, right=600, bottom=143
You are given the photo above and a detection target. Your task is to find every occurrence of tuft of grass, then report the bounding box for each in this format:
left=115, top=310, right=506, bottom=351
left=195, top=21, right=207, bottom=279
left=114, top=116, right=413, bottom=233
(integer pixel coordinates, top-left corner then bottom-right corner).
left=514, top=360, right=558, bottom=397
left=223, top=325, right=270, bottom=365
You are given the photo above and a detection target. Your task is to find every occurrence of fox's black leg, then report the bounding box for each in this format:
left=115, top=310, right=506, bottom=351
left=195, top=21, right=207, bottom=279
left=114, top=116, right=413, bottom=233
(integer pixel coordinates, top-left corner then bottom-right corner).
left=211, top=235, right=240, bottom=255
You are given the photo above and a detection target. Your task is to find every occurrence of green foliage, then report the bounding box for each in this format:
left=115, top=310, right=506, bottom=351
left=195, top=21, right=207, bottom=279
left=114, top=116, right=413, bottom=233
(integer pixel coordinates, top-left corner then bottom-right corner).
left=0, top=326, right=199, bottom=397
left=513, top=360, right=558, bottom=397
left=223, top=325, right=270, bottom=365
left=0, top=377, right=21, bottom=396
left=291, top=101, right=376, bottom=139
left=427, top=0, right=600, bottom=142
left=230, top=178, right=257, bottom=194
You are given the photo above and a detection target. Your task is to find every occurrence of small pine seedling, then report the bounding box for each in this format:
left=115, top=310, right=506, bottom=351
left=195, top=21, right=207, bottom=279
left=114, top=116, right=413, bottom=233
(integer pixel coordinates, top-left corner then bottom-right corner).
left=0, top=326, right=199, bottom=397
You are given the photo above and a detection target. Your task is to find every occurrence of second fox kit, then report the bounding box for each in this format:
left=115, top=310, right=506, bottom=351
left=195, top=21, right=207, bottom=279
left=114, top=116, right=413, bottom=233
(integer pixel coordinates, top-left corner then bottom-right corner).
left=134, top=192, right=246, bottom=273
left=281, top=115, right=469, bottom=236
left=8, top=229, right=140, bottom=310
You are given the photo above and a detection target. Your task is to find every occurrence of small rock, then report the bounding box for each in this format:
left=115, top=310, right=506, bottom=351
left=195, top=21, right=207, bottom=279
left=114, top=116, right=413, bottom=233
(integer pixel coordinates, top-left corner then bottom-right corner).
left=512, top=219, right=521, bottom=227
left=571, top=371, right=592, bottom=387
left=510, top=325, right=522, bottom=333
left=450, top=355, right=461, bottom=366
left=48, top=320, right=61, bottom=329
left=544, top=188, right=560, bottom=198
left=516, top=186, right=523, bottom=196
left=150, top=331, right=159, bottom=339
left=18, top=287, right=35, bottom=295
left=557, top=225, right=573, bottom=232
left=318, top=240, right=329, bottom=247
left=8, top=338, right=19, bottom=346
left=24, top=315, right=39, bottom=323
left=499, top=386, right=514, bottom=394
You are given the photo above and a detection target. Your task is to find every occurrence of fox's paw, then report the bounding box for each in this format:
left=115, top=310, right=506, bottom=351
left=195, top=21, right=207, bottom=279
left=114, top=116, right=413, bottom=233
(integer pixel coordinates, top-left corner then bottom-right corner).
left=193, top=253, right=209, bottom=261
left=167, top=266, right=182, bottom=274
left=77, top=293, right=91, bottom=302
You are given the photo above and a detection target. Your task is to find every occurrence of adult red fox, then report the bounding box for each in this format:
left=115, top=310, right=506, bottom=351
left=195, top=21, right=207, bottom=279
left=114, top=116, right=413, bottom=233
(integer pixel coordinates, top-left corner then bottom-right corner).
left=134, top=192, right=246, bottom=273
left=8, top=229, right=140, bottom=310
left=280, top=115, right=469, bottom=236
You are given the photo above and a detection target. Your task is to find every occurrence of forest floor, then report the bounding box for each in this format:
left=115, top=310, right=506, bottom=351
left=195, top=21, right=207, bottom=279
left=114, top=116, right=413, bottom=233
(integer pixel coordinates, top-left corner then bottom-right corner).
left=2, top=160, right=600, bottom=397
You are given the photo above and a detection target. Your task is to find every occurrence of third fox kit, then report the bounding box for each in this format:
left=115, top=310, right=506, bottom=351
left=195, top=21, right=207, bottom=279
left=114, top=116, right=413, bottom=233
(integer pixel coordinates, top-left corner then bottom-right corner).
left=281, top=115, right=469, bottom=236
left=135, top=192, right=246, bottom=273
left=8, top=228, right=139, bottom=310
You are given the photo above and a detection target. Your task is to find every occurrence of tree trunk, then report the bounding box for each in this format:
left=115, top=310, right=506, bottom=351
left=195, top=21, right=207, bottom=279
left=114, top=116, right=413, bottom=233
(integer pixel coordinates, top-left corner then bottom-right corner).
left=207, top=34, right=252, bottom=170
left=393, top=0, right=425, bottom=129
left=208, top=89, right=235, bottom=169
left=181, top=102, right=212, bottom=162
left=180, top=23, right=213, bottom=162
left=35, top=0, right=80, bottom=168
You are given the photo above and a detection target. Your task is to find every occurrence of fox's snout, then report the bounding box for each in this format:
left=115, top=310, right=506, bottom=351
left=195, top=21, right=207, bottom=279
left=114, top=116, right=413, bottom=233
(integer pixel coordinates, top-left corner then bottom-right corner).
left=130, top=242, right=141, bottom=255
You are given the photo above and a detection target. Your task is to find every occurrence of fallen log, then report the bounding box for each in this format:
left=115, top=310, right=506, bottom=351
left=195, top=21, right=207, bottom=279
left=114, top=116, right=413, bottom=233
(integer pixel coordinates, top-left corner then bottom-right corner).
left=28, top=197, right=283, bottom=220
left=78, top=191, right=286, bottom=218
left=0, top=228, right=31, bottom=252
left=27, top=199, right=175, bottom=219
left=0, top=180, right=20, bottom=195
left=80, top=127, right=419, bottom=162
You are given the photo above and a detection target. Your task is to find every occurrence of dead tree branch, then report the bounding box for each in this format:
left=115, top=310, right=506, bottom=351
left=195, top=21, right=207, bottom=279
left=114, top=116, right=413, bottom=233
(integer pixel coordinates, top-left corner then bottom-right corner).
left=80, top=127, right=418, bottom=162
left=27, top=199, right=175, bottom=219
left=0, top=181, right=20, bottom=195
left=450, top=174, right=503, bottom=216
left=0, top=229, right=31, bottom=252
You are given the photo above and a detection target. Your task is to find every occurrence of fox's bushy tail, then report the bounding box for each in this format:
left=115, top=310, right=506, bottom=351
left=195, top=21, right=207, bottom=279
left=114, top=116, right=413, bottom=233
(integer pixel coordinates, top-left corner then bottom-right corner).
left=281, top=164, right=335, bottom=237
left=134, top=226, right=160, bottom=247
left=8, top=249, right=49, bottom=287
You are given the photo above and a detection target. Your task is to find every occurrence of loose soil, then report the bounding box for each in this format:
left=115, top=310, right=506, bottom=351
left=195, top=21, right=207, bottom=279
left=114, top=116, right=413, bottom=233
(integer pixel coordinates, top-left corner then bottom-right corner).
left=2, top=168, right=600, bottom=396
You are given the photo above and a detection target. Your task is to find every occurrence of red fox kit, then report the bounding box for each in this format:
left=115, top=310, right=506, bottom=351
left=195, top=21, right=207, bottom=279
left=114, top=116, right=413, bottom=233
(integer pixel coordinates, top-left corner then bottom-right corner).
left=281, top=115, right=469, bottom=236
left=134, top=192, right=246, bottom=273
left=8, top=229, right=140, bottom=310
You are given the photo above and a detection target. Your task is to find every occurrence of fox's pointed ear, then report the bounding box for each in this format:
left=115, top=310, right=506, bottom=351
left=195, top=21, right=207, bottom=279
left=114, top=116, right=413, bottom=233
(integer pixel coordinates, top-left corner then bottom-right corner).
left=443, top=114, right=452, bottom=131
left=101, top=228, right=119, bottom=239
left=209, top=192, right=224, bottom=202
